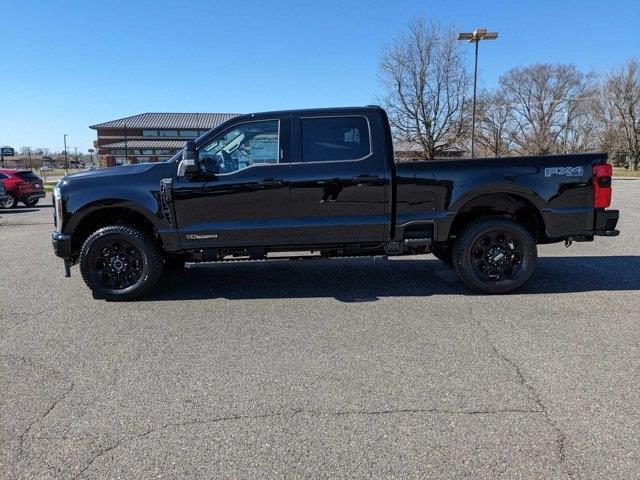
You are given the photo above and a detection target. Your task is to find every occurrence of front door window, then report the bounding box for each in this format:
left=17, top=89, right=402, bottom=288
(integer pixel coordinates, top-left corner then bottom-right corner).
left=199, top=120, right=279, bottom=175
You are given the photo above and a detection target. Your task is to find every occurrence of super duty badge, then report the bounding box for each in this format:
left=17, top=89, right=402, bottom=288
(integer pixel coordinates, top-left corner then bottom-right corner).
left=545, top=166, right=584, bottom=177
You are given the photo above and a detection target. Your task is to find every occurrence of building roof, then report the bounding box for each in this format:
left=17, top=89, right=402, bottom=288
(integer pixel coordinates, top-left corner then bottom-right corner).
left=100, top=140, right=186, bottom=149
left=90, top=112, right=240, bottom=130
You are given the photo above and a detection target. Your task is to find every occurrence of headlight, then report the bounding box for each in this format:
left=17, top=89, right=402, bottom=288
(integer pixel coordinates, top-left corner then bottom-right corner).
left=53, top=185, right=63, bottom=231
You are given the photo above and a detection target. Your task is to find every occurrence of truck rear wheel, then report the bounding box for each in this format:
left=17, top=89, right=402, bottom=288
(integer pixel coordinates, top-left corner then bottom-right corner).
left=452, top=218, right=537, bottom=294
left=79, top=225, right=163, bottom=300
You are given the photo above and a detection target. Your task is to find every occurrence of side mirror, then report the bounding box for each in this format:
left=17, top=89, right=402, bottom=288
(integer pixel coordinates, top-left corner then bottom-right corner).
left=177, top=140, right=198, bottom=177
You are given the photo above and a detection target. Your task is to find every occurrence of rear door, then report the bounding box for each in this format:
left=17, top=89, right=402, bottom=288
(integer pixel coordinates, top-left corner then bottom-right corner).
left=289, top=112, right=391, bottom=244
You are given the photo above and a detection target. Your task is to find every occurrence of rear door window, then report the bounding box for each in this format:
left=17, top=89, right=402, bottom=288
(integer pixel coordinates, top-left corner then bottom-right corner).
left=301, top=116, right=371, bottom=162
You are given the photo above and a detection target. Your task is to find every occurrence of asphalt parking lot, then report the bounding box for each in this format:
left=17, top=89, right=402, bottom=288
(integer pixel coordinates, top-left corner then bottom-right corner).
left=1, top=180, right=639, bottom=479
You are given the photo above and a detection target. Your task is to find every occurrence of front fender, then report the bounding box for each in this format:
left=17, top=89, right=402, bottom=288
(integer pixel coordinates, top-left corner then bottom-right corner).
left=56, top=161, right=179, bottom=249
left=64, top=196, right=164, bottom=233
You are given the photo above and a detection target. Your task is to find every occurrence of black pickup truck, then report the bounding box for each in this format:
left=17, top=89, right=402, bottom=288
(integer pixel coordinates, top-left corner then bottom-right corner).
left=52, top=106, right=619, bottom=299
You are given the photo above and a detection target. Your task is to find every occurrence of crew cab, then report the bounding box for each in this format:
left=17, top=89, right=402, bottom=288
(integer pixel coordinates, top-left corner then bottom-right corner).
left=0, top=169, right=46, bottom=208
left=51, top=106, right=619, bottom=300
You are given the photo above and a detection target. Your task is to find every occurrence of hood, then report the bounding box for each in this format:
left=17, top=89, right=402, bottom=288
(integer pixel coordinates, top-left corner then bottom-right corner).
left=64, top=163, right=158, bottom=180
left=57, top=162, right=174, bottom=192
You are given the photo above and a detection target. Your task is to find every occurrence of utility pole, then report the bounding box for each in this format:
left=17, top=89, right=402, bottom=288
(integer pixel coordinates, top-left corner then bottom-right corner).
left=124, top=123, right=128, bottom=165
left=27, top=147, right=32, bottom=170
left=458, top=28, right=498, bottom=158
left=63, top=134, right=69, bottom=174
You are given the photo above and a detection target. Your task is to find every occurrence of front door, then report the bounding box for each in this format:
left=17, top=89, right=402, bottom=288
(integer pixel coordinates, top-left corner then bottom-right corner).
left=289, top=114, right=389, bottom=244
left=172, top=118, right=292, bottom=248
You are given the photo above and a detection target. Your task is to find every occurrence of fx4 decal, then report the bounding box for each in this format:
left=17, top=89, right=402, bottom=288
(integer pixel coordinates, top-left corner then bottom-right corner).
left=544, top=166, right=584, bottom=178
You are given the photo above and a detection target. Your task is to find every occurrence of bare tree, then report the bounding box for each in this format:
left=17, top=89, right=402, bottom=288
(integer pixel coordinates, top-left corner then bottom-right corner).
left=499, top=63, right=594, bottom=155
left=599, top=58, right=640, bottom=169
left=563, top=90, right=601, bottom=153
left=378, top=18, right=470, bottom=159
left=475, top=89, right=514, bottom=157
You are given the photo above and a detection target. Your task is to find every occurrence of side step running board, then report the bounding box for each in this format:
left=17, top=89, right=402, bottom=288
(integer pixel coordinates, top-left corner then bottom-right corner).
left=185, top=254, right=389, bottom=268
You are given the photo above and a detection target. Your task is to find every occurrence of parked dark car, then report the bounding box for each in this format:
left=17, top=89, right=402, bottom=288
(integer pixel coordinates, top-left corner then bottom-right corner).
left=51, top=106, right=619, bottom=300
left=0, top=169, right=46, bottom=208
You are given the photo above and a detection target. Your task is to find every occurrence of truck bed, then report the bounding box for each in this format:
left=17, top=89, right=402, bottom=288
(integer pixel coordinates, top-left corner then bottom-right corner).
left=394, top=153, right=608, bottom=242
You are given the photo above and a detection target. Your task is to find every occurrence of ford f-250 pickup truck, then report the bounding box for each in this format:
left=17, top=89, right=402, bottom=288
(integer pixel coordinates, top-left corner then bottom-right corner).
left=51, top=106, right=619, bottom=300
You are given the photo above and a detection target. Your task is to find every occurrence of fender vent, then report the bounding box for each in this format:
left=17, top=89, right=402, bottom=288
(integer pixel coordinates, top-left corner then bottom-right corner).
left=160, top=178, right=173, bottom=226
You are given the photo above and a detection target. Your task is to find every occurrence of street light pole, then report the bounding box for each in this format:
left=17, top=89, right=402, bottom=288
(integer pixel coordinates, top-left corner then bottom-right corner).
left=63, top=134, right=69, bottom=174
left=471, top=39, right=479, bottom=159
left=458, top=28, right=498, bottom=158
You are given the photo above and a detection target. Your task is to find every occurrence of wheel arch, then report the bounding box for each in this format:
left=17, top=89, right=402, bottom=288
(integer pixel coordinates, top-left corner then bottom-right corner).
left=446, top=192, right=547, bottom=242
left=68, top=204, right=161, bottom=258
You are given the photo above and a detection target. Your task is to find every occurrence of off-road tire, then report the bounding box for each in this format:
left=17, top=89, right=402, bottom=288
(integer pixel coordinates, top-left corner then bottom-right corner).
left=453, top=217, right=537, bottom=294
left=79, top=225, right=163, bottom=300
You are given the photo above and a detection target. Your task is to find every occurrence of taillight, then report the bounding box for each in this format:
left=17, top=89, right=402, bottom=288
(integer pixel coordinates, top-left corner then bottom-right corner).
left=593, top=163, right=612, bottom=208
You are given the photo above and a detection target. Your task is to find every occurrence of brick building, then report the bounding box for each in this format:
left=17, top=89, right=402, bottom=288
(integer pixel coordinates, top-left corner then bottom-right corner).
left=90, top=112, right=238, bottom=167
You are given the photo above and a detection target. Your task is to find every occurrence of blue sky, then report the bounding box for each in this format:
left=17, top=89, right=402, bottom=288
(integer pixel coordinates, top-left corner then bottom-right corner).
left=1, top=0, right=638, bottom=151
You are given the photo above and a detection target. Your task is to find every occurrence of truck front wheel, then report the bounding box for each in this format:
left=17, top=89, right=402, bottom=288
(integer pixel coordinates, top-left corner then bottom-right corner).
left=79, top=225, right=163, bottom=300
left=452, top=218, right=537, bottom=294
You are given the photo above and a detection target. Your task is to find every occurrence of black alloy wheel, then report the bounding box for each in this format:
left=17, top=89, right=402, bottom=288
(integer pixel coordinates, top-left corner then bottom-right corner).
left=453, top=218, right=537, bottom=294
left=470, top=230, right=524, bottom=281
left=91, top=238, right=144, bottom=290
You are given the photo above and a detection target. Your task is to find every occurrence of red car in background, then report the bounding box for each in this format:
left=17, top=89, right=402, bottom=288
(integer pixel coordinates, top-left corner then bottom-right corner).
left=0, top=169, right=46, bottom=208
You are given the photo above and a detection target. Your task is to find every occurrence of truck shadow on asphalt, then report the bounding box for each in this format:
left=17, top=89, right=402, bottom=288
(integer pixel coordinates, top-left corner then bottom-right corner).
left=146, top=255, right=640, bottom=302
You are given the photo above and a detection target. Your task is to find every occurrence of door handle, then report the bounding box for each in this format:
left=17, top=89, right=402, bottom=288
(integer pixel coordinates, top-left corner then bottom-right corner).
left=258, top=179, right=284, bottom=188
left=352, top=175, right=380, bottom=186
